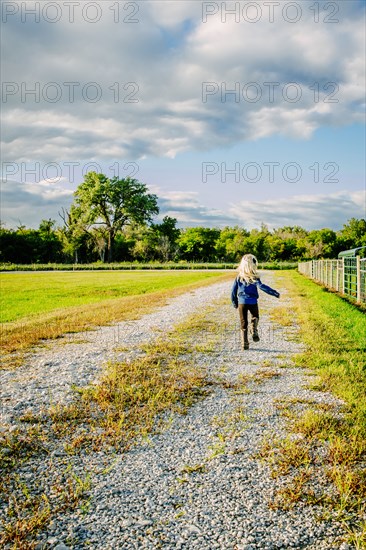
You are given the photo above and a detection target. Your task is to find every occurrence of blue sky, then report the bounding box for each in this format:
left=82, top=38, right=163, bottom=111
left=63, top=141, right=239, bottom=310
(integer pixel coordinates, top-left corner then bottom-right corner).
left=1, top=0, right=365, bottom=230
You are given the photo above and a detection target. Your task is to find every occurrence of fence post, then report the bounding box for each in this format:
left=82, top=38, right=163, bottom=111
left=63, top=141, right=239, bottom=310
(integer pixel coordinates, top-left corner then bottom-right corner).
left=329, top=260, right=331, bottom=287
left=325, top=260, right=327, bottom=287
left=356, top=255, right=361, bottom=303
left=342, top=257, right=345, bottom=294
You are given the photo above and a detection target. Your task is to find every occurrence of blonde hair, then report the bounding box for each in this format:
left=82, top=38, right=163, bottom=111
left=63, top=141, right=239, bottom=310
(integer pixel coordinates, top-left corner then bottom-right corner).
left=237, top=254, right=258, bottom=283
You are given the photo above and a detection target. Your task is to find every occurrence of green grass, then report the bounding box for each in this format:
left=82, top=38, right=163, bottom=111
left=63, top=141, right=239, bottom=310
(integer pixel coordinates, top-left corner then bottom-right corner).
left=277, top=271, right=366, bottom=433
left=267, top=270, right=366, bottom=544
left=0, top=271, right=227, bottom=324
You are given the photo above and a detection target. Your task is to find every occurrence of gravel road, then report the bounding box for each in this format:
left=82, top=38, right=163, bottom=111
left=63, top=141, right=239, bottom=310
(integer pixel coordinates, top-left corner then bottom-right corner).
left=0, top=273, right=349, bottom=549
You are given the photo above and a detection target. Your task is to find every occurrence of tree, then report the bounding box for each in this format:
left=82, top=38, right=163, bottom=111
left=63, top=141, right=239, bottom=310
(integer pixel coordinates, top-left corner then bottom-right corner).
left=0, top=227, right=31, bottom=263
left=38, top=219, right=63, bottom=263
left=307, top=228, right=338, bottom=258
left=338, top=218, right=366, bottom=249
left=0, top=221, right=63, bottom=264
left=69, top=173, right=159, bottom=262
left=113, top=232, right=135, bottom=261
left=178, top=227, right=220, bottom=261
left=150, top=216, right=180, bottom=261
left=59, top=207, right=89, bottom=263
left=244, top=225, right=271, bottom=261
left=215, top=226, right=249, bottom=262
left=128, top=224, right=156, bottom=262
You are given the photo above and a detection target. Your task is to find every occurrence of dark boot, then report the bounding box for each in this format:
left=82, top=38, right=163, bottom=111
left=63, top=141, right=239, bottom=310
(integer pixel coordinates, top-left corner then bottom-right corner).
left=240, top=329, right=249, bottom=350
left=251, top=318, right=260, bottom=342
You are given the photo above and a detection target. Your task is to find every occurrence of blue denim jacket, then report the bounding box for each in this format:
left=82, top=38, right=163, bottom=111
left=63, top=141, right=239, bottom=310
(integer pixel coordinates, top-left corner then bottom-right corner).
left=231, top=277, right=280, bottom=307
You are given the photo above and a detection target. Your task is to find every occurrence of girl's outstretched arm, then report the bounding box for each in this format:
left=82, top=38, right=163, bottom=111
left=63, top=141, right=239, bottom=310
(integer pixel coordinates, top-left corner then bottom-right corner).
left=256, top=279, right=280, bottom=298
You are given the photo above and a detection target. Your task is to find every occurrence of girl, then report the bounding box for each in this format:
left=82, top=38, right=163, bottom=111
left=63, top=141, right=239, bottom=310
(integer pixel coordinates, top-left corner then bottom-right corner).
left=231, top=254, right=280, bottom=350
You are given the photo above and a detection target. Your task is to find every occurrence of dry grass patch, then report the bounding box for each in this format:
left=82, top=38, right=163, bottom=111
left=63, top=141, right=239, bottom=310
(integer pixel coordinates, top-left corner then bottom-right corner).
left=269, top=307, right=295, bottom=327
left=252, top=369, right=282, bottom=383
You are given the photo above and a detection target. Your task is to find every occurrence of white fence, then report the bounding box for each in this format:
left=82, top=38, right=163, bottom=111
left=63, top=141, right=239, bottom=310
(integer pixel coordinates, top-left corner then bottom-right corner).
left=298, top=257, right=366, bottom=304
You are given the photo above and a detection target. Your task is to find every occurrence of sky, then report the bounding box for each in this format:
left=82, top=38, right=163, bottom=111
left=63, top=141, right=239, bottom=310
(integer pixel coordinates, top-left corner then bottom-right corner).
left=1, top=0, right=365, bottom=231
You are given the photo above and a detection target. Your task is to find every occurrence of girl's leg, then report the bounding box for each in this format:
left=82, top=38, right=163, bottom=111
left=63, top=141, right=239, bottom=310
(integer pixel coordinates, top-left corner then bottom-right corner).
left=238, top=304, right=249, bottom=350
left=238, top=304, right=249, bottom=330
left=249, top=304, right=260, bottom=342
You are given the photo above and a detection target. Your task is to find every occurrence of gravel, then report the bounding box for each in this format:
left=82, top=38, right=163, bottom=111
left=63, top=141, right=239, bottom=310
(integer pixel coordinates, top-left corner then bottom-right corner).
left=1, top=273, right=348, bottom=549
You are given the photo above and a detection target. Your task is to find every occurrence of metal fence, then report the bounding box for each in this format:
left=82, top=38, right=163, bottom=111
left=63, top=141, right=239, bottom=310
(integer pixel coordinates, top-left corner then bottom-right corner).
left=298, top=257, right=366, bottom=304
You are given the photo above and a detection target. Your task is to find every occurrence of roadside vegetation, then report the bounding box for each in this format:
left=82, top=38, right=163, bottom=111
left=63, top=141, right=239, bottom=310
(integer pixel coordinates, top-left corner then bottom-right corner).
left=279, top=270, right=365, bottom=436
left=260, top=270, right=366, bottom=547
left=0, top=261, right=297, bottom=271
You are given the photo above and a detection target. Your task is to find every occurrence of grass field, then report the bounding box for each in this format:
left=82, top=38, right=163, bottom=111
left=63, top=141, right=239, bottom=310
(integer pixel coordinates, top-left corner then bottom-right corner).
left=0, top=271, right=230, bottom=324
left=0, top=270, right=233, bottom=361
left=275, top=271, right=366, bottom=429
left=271, top=271, right=366, bottom=544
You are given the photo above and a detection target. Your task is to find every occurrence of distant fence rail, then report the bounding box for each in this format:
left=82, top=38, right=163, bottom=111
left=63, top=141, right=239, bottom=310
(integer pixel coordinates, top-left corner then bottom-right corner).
left=298, top=257, right=366, bottom=304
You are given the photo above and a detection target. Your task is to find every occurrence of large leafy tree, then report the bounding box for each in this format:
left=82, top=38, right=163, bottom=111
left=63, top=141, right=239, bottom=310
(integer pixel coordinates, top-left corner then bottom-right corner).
left=306, top=228, right=338, bottom=258
left=215, top=226, right=249, bottom=262
left=69, top=173, right=159, bottom=262
left=124, top=217, right=180, bottom=262
left=244, top=225, right=271, bottom=261
left=178, top=227, right=220, bottom=261
left=151, top=216, right=180, bottom=243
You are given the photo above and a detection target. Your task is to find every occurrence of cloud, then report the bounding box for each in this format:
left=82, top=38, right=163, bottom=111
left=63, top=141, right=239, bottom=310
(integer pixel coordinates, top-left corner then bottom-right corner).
left=0, top=179, right=73, bottom=228
left=153, top=189, right=239, bottom=226
left=1, top=0, right=365, bottom=161
left=229, top=190, right=366, bottom=230
left=154, top=187, right=366, bottom=231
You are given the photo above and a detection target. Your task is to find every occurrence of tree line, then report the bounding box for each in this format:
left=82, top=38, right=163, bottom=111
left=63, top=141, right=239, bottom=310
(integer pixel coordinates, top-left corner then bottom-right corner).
left=1, top=173, right=365, bottom=264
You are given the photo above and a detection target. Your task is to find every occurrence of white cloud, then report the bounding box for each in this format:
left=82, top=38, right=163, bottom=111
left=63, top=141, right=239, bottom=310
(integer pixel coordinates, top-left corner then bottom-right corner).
left=0, top=179, right=73, bottom=228
left=1, top=0, right=365, bottom=161
left=229, top=190, right=366, bottom=230
left=154, top=187, right=366, bottom=230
